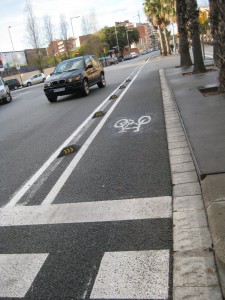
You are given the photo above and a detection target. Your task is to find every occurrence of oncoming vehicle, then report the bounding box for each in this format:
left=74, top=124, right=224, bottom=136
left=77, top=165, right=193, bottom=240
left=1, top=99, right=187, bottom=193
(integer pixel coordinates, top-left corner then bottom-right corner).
left=0, top=77, right=12, bottom=104
left=23, top=73, right=46, bottom=87
left=4, top=78, right=21, bottom=90
left=43, top=55, right=106, bottom=103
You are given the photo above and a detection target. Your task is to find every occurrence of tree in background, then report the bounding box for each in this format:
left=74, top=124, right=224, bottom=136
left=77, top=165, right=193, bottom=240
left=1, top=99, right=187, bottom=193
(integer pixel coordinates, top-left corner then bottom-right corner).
left=100, top=26, right=139, bottom=56
left=24, top=0, right=45, bottom=72
left=176, top=0, right=192, bottom=67
left=209, top=0, right=219, bottom=65
left=59, top=14, right=71, bottom=58
left=186, top=0, right=206, bottom=73
left=217, top=0, right=225, bottom=92
left=43, top=15, right=57, bottom=64
left=144, top=0, right=173, bottom=55
left=89, top=9, right=98, bottom=34
left=81, top=16, right=90, bottom=35
left=77, top=34, right=106, bottom=57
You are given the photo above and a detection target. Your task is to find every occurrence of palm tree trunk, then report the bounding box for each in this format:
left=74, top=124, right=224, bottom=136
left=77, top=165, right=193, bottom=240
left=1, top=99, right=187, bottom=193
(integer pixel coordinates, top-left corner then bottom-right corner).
left=186, top=0, right=206, bottom=74
left=209, top=0, right=219, bottom=65
left=164, top=27, right=171, bottom=54
left=158, top=25, right=165, bottom=55
left=217, top=0, right=225, bottom=92
left=176, top=0, right=192, bottom=67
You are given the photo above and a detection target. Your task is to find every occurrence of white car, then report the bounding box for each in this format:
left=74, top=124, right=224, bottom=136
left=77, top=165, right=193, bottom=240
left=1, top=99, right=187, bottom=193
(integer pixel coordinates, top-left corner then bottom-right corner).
left=23, top=73, right=46, bottom=87
left=130, top=52, right=138, bottom=58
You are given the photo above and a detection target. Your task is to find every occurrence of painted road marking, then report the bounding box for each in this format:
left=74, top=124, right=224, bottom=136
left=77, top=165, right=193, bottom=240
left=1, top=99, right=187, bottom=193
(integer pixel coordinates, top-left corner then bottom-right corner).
left=91, top=250, right=170, bottom=299
left=0, top=196, right=172, bottom=226
left=4, top=61, right=147, bottom=209
left=114, top=115, right=151, bottom=133
left=41, top=62, right=147, bottom=206
left=0, top=253, right=48, bottom=298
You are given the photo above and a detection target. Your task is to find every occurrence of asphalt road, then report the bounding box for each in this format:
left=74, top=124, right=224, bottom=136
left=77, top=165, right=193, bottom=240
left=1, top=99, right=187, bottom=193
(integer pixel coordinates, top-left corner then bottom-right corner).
left=0, top=52, right=175, bottom=299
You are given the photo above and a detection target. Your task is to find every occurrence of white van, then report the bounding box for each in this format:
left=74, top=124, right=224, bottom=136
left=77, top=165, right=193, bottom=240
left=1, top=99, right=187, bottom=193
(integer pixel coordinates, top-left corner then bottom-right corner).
left=0, top=77, right=12, bottom=104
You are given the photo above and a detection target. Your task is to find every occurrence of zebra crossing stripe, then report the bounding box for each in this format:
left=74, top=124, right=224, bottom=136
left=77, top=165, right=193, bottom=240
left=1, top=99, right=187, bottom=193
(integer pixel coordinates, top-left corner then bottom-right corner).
left=0, top=196, right=172, bottom=226
left=0, top=253, right=48, bottom=298
left=91, top=250, right=170, bottom=299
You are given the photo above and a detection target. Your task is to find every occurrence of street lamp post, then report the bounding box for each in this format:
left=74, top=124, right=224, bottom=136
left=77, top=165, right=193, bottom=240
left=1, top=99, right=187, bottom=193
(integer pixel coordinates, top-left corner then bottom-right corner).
left=70, top=16, right=80, bottom=50
left=8, top=26, right=22, bottom=84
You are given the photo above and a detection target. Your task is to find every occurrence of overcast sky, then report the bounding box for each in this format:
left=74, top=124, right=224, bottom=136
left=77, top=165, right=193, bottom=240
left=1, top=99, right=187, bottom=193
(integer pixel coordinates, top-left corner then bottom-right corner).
left=0, top=0, right=209, bottom=53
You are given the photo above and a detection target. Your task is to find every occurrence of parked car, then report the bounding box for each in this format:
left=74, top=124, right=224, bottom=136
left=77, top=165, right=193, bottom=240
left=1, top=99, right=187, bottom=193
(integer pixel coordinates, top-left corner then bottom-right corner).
left=43, top=55, right=106, bottom=103
left=23, top=73, right=46, bottom=87
left=0, top=77, right=12, bottom=104
left=109, top=57, right=118, bottom=65
left=4, top=78, right=21, bottom=90
left=117, top=56, right=124, bottom=62
left=123, top=54, right=132, bottom=60
left=130, top=52, right=139, bottom=58
left=99, top=57, right=111, bottom=67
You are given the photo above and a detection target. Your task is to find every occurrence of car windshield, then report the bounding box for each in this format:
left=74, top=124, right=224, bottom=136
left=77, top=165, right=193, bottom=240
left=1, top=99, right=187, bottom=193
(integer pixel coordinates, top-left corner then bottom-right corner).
left=54, top=58, right=84, bottom=73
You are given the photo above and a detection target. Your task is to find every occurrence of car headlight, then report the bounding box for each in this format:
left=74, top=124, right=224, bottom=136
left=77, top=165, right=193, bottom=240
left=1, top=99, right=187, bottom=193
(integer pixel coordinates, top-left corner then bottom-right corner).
left=67, top=76, right=81, bottom=83
left=44, top=82, right=51, bottom=88
left=0, top=89, right=6, bottom=94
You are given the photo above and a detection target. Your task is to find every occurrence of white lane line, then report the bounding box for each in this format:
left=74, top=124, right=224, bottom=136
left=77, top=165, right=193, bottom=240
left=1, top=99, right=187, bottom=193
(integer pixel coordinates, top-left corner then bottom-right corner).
left=0, top=197, right=172, bottom=226
left=4, top=75, right=139, bottom=209
left=91, top=250, right=170, bottom=299
left=41, top=61, right=147, bottom=206
left=0, top=253, right=48, bottom=298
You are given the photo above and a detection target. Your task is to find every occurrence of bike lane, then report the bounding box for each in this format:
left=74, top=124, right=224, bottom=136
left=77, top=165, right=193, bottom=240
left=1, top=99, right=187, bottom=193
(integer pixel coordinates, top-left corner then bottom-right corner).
left=0, top=57, right=173, bottom=299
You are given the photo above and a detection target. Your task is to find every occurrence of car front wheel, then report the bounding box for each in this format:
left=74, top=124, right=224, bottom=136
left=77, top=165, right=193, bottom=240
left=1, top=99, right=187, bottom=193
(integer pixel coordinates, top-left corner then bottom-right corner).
left=46, top=95, right=57, bottom=103
left=81, top=79, right=89, bottom=96
left=3, top=92, right=12, bottom=104
left=27, top=82, right=31, bottom=87
left=97, top=73, right=106, bottom=88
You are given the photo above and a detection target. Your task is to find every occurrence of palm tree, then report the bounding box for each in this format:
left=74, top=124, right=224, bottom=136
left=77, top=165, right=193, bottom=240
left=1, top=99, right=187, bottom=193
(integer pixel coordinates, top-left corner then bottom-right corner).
left=144, top=0, right=172, bottom=55
left=176, top=0, right=192, bottom=67
left=216, top=0, right=225, bottom=92
left=185, top=0, right=207, bottom=73
left=209, top=0, right=219, bottom=64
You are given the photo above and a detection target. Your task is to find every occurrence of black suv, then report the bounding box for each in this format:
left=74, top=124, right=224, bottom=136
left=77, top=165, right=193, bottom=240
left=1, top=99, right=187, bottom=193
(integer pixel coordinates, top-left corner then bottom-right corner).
left=44, top=55, right=106, bottom=102
left=4, top=78, right=21, bottom=90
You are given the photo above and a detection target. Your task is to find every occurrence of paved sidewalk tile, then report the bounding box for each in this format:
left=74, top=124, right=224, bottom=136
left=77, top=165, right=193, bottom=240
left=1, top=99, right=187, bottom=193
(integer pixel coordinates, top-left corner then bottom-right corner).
left=174, top=287, right=223, bottom=300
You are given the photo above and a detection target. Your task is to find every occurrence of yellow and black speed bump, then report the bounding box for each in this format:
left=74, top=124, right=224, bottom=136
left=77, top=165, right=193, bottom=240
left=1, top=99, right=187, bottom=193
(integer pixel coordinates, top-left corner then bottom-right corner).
left=110, top=94, right=118, bottom=100
left=58, top=144, right=80, bottom=158
left=119, top=85, right=126, bottom=89
left=92, top=111, right=105, bottom=119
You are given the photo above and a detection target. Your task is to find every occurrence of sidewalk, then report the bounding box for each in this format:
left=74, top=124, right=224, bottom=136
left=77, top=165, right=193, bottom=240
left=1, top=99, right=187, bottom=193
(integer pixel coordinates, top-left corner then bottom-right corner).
left=161, top=55, right=225, bottom=299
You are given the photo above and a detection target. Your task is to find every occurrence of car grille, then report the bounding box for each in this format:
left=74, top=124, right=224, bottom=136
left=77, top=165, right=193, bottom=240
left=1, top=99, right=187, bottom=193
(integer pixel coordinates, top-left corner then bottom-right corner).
left=51, top=79, right=66, bottom=87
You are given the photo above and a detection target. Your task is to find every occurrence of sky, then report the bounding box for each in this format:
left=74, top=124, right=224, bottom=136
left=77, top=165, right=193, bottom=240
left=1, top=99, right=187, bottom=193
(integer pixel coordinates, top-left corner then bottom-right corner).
left=0, top=0, right=209, bottom=53
left=0, top=0, right=145, bottom=52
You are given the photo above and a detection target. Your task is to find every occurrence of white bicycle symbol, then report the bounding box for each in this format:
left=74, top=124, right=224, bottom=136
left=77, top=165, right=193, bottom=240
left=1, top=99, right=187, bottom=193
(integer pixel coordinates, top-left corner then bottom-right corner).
left=114, top=116, right=151, bottom=133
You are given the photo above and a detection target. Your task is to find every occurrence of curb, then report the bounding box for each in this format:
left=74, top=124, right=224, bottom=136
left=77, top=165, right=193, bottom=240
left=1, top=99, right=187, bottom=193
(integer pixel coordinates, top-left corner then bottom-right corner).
left=159, top=68, right=223, bottom=300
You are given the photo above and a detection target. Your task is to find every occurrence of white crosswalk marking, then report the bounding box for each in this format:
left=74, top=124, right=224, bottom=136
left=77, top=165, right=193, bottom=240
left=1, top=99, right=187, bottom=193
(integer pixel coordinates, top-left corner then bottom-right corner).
left=0, top=197, right=172, bottom=226
left=91, top=250, right=170, bottom=299
left=0, top=253, right=48, bottom=298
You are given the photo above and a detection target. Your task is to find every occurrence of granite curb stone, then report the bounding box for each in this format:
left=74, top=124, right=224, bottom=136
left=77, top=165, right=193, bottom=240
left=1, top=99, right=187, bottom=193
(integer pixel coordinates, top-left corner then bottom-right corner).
left=160, top=68, right=223, bottom=299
